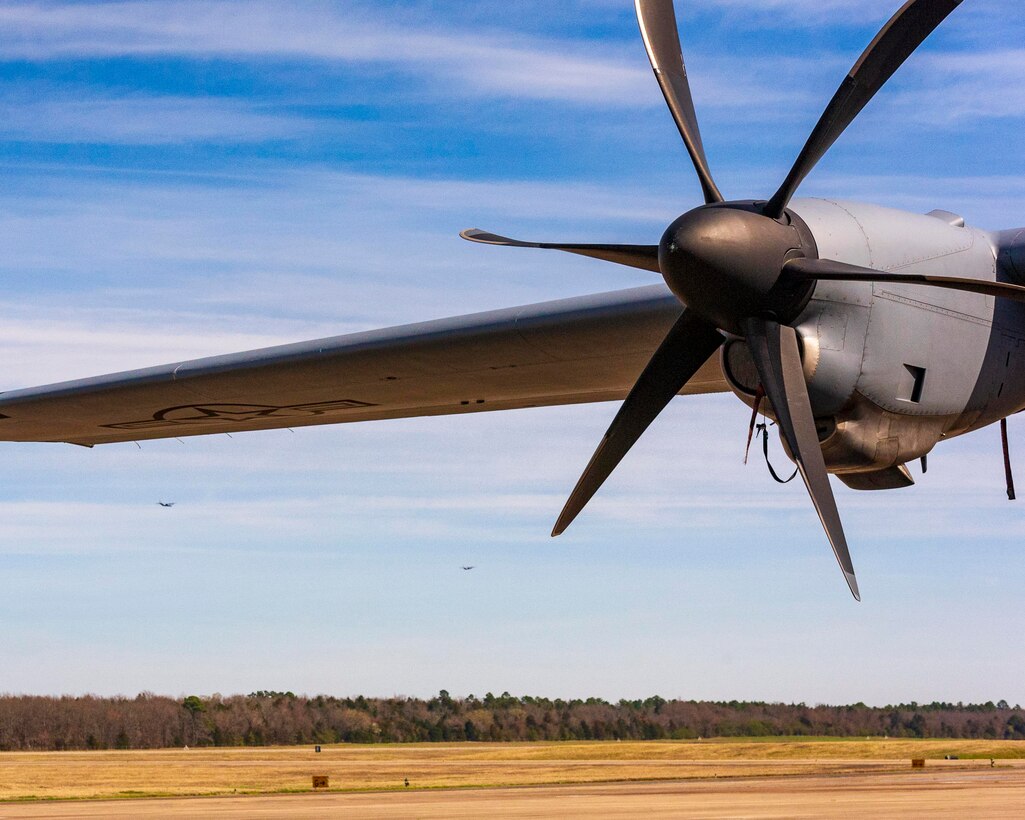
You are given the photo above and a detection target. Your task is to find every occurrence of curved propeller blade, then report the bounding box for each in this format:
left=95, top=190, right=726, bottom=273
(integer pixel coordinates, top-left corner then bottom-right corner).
left=635, top=0, right=723, bottom=205
left=765, top=0, right=963, bottom=218
left=741, top=318, right=861, bottom=601
left=785, top=257, right=1025, bottom=303
left=460, top=229, right=661, bottom=274
left=553, top=310, right=724, bottom=536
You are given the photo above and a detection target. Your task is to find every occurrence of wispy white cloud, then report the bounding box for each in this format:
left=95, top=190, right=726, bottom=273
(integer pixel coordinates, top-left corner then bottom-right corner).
left=0, top=0, right=1007, bottom=149
left=0, top=93, right=312, bottom=144
left=684, top=0, right=1006, bottom=31
left=0, top=166, right=680, bottom=280
left=695, top=0, right=897, bottom=20
left=0, top=0, right=652, bottom=105
left=0, top=1, right=835, bottom=114
left=888, top=49, right=1025, bottom=125
left=0, top=305, right=328, bottom=388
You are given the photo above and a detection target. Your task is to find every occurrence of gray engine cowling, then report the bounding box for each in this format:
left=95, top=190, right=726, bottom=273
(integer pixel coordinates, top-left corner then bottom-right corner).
left=721, top=323, right=942, bottom=490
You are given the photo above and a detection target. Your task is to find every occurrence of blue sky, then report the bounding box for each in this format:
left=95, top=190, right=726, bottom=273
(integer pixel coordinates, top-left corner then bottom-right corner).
left=1, top=0, right=1024, bottom=706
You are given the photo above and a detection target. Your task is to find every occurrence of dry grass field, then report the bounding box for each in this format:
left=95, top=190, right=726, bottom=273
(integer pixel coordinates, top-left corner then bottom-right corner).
left=0, top=739, right=1023, bottom=802
left=5, top=772, right=1025, bottom=819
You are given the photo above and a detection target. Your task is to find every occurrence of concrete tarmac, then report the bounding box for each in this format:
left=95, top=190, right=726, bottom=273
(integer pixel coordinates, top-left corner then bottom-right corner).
left=1, top=767, right=1024, bottom=819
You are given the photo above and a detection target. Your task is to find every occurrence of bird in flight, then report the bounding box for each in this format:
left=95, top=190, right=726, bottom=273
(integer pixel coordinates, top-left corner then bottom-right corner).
left=157, top=501, right=175, bottom=508
left=461, top=566, right=475, bottom=571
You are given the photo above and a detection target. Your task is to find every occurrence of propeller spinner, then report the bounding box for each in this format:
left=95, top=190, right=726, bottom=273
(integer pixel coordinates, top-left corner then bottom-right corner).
left=462, top=0, right=969, bottom=600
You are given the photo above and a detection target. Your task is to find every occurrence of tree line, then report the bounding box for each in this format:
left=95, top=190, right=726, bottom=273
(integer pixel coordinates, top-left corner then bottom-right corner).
left=0, top=691, right=1022, bottom=751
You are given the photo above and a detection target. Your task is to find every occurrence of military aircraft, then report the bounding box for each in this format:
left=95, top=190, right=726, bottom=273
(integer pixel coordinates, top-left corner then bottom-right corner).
left=0, top=0, right=1020, bottom=600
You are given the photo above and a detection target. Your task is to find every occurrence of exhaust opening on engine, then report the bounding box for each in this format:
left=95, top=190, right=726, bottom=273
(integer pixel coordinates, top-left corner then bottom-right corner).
left=899, top=364, right=926, bottom=404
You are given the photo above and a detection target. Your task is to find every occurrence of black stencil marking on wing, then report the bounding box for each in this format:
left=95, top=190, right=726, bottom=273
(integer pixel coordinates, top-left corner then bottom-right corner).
left=102, top=399, right=377, bottom=431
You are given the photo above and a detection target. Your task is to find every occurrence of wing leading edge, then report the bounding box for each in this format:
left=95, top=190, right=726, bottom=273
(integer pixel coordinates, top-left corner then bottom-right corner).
left=0, top=286, right=728, bottom=447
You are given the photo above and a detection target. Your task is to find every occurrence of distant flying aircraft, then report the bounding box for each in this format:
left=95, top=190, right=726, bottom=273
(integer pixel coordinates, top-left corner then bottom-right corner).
left=157, top=502, right=175, bottom=508
left=0, top=0, right=1017, bottom=601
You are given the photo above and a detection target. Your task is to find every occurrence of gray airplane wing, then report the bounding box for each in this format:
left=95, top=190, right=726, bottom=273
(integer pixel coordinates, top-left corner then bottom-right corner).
left=0, top=285, right=728, bottom=447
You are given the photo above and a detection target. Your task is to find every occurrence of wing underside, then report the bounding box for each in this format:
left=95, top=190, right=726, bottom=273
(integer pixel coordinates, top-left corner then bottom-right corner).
left=0, top=286, right=727, bottom=447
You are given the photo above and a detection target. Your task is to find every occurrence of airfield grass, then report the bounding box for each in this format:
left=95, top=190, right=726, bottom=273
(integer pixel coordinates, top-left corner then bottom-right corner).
left=1, top=739, right=1023, bottom=802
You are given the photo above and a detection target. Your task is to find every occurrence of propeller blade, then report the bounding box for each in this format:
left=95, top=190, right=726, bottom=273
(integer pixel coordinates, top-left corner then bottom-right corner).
left=635, top=0, right=723, bottom=205
left=460, top=229, right=661, bottom=274
left=741, top=318, right=861, bottom=601
left=785, top=257, right=1025, bottom=304
left=553, top=310, right=724, bottom=536
left=765, top=0, right=963, bottom=218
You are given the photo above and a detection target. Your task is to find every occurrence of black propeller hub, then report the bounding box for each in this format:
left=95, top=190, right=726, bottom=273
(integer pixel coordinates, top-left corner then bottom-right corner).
left=658, top=202, right=817, bottom=335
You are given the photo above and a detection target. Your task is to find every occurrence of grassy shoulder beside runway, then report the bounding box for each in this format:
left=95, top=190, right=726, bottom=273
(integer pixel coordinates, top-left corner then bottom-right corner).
left=1, top=739, right=1023, bottom=802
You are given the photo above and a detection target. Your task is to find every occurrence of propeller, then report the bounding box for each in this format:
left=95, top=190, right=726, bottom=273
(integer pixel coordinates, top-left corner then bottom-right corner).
left=765, top=0, right=963, bottom=218
left=784, top=257, right=1025, bottom=304
left=552, top=310, right=724, bottom=536
left=742, top=318, right=860, bottom=601
left=461, top=0, right=966, bottom=599
left=460, top=230, right=660, bottom=274
left=635, top=0, right=723, bottom=205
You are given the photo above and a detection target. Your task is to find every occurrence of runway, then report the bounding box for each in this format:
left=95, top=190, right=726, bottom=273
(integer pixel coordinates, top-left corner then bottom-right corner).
left=2, top=767, right=1023, bottom=819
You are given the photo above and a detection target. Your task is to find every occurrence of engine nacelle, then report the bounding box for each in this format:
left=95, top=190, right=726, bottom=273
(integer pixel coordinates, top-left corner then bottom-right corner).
left=721, top=299, right=948, bottom=490
left=718, top=197, right=1005, bottom=490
